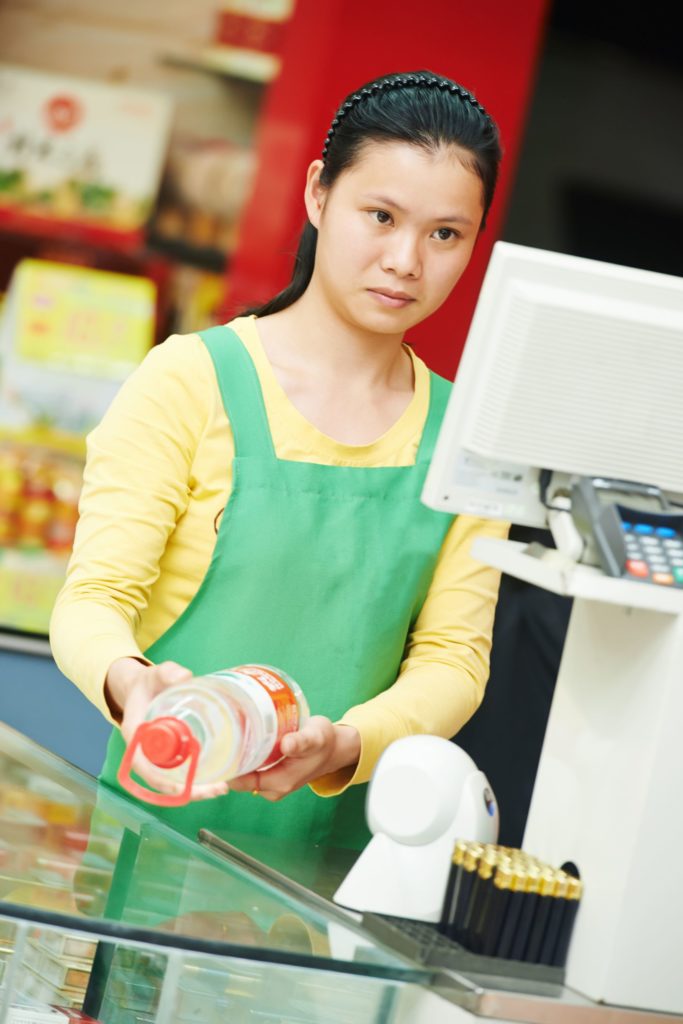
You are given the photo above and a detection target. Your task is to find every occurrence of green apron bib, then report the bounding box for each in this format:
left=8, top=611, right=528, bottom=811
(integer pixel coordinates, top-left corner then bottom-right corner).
left=101, top=325, right=454, bottom=850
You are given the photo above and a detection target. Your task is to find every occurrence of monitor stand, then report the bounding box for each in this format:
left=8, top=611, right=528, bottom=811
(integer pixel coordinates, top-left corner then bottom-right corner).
left=472, top=537, right=683, bottom=1016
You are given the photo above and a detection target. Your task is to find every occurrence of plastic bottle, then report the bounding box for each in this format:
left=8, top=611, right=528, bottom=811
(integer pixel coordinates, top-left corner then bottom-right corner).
left=118, top=664, right=309, bottom=807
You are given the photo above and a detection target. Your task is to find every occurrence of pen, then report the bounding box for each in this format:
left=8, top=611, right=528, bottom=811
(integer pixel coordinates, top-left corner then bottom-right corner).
left=552, top=875, right=583, bottom=967
left=538, top=870, right=570, bottom=965
left=438, top=839, right=469, bottom=936
left=508, top=863, right=541, bottom=961
left=464, top=845, right=499, bottom=952
left=480, top=860, right=513, bottom=957
left=449, top=842, right=484, bottom=943
left=495, top=861, right=527, bottom=959
left=524, top=867, right=558, bottom=962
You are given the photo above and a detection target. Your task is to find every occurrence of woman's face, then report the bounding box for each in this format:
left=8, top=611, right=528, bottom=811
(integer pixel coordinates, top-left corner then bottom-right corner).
left=305, top=140, right=485, bottom=335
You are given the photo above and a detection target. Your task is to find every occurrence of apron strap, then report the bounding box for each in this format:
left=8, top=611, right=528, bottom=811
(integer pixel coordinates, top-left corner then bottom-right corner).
left=198, top=324, right=276, bottom=460
left=200, top=325, right=450, bottom=465
left=416, top=372, right=452, bottom=464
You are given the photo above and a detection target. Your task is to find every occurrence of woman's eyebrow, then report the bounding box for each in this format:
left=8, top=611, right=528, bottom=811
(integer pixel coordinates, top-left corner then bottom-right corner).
left=362, top=193, right=473, bottom=225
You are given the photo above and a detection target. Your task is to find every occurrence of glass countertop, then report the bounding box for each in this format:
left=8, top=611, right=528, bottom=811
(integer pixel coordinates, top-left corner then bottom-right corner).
left=0, top=721, right=426, bottom=983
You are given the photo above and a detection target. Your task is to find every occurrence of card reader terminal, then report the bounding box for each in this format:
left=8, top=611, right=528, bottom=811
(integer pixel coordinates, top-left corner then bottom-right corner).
left=570, top=477, right=683, bottom=587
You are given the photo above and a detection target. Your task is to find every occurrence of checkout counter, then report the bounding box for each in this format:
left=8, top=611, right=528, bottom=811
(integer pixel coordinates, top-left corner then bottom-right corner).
left=0, top=720, right=679, bottom=1024
left=2, top=242, right=682, bottom=1022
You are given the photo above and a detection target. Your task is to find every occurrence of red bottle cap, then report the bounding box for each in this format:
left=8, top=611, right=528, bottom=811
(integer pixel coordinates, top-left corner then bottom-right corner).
left=139, top=717, right=193, bottom=768
left=118, top=717, right=201, bottom=807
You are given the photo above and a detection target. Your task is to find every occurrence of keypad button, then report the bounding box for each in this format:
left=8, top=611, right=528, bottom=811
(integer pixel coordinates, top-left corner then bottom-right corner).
left=673, top=568, right=683, bottom=585
left=626, top=560, right=649, bottom=578
left=652, top=573, right=674, bottom=586
left=622, top=522, right=633, bottom=532
left=655, top=526, right=677, bottom=539
left=634, top=523, right=654, bottom=535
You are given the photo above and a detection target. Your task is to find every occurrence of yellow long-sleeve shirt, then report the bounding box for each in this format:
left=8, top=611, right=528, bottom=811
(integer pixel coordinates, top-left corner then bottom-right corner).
left=50, top=316, right=508, bottom=794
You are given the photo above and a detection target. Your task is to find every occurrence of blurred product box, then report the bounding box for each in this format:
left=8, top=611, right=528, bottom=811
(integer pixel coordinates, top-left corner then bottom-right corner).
left=0, top=258, right=156, bottom=436
left=9, top=1009, right=99, bottom=1023
left=0, top=258, right=156, bottom=634
left=201, top=0, right=295, bottom=82
left=37, top=933, right=97, bottom=963
left=0, top=65, right=172, bottom=233
left=216, top=0, right=295, bottom=49
left=24, top=939, right=93, bottom=993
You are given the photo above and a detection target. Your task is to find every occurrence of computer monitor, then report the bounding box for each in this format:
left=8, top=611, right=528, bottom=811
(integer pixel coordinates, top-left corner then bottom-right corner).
left=422, top=242, right=683, bottom=527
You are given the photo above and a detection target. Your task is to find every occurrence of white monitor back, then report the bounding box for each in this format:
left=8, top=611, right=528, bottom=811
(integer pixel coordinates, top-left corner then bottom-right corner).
left=422, top=242, right=683, bottom=525
left=420, top=242, right=683, bottom=1014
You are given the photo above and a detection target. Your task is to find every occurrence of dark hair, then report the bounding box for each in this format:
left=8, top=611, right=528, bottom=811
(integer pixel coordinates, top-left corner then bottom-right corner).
left=244, top=69, right=502, bottom=317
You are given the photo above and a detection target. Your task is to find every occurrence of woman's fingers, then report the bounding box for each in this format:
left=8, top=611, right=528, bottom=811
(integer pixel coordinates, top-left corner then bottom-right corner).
left=121, top=690, right=338, bottom=804
left=280, top=717, right=332, bottom=757
left=156, top=661, right=194, bottom=685
left=228, top=771, right=261, bottom=794
left=119, top=660, right=206, bottom=796
left=229, top=718, right=338, bottom=800
left=120, top=661, right=193, bottom=742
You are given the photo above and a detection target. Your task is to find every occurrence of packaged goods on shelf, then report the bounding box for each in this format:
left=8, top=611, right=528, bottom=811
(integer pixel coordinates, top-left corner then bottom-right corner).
left=24, top=939, right=93, bottom=992
left=8, top=1008, right=99, bottom=1023
left=0, top=65, right=171, bottom=234
left=211, top=1, right=295, bottom=81
left=15, top=962, right=86, bottom=1009
left=36, top=932, right=97, bottom=963
left=0, top=442, right=83, bottom=556
left=8, top=1009, right=100, bottom=1023
left=0, top=258, right=157, bottom=633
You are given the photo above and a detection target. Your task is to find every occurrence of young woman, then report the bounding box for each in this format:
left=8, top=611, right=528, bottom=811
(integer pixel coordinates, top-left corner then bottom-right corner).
left=50, top=70, right=508, bottom=850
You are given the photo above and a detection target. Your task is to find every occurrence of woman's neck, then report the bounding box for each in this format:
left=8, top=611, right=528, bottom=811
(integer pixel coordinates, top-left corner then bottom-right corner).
left=252, top=288, right=417, bottom=446
left=256, top=286, right=413, bottom=394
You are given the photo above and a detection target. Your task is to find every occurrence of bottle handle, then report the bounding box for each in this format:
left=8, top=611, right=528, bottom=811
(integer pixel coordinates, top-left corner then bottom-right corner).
left=117, top=721, right=200, bottom=807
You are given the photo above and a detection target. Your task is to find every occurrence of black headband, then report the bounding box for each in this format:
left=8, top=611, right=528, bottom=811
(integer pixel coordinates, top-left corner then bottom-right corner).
left=322, top=73, right=492, bottom=161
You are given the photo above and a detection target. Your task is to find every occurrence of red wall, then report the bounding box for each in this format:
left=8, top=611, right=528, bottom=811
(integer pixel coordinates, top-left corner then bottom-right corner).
left=225, top=0, right=549, bottom=379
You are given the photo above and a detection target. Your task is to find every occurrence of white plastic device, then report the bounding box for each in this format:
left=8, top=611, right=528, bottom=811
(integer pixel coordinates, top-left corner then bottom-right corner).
left=333, top=735, right=499, bottom=922
left=421, top=241, right=683, bottom=528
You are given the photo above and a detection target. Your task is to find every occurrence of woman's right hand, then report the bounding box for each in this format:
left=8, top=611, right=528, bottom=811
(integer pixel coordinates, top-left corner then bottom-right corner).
left=106, top=657, right=230, bottom=801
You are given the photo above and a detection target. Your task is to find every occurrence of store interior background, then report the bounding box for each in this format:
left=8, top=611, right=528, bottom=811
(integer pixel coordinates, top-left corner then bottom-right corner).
left=0, top=0, right=681, bottom=845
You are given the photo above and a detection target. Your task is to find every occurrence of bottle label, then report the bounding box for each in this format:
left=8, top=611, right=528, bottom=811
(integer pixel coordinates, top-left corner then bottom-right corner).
left=234, top=664, right=300, bottom=768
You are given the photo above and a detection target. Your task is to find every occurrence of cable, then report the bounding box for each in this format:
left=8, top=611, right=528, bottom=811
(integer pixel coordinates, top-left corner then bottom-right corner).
left=538, top=468, right=573, bottom=512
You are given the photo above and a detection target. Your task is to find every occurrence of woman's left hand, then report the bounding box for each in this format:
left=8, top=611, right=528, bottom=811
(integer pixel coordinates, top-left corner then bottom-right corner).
left=229, top=717, right=360, bottom=800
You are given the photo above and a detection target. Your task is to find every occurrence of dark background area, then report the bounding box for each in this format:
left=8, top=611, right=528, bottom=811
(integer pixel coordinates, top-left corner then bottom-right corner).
left=503, top=1, right=683, bottom=275
left=457, top=0, right=682, bottom=847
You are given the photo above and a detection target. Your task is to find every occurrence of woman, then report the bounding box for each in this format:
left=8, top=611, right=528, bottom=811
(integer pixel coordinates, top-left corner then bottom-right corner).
left=50, top=70, right=507, bottom=849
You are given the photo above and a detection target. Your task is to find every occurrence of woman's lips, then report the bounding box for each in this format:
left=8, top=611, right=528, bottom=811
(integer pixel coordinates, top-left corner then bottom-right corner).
left=367, top=289, right=416, bottom=309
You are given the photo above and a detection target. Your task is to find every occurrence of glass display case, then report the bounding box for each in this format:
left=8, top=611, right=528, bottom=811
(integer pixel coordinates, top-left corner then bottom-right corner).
left=2, top=721, right=680, bottom=1024
left=0, top=722, right=451, bottom=1024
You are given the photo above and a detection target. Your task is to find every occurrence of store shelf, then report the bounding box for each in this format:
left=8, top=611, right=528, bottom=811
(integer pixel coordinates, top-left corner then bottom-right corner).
left=0, top=548, right=67, bottom=636
left=0, top=628, right=51, bottom=656
left=162, top=46, right=279, bottom=84
left=471, top=537, right=683, bottom=613
left=146, top=230, right=229, bottom=274
left=0, top=205, right=145, bottom=256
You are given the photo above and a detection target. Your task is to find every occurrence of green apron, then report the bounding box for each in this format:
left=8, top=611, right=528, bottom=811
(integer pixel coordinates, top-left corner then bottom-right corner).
left=101, top=325, right=454, bottom=850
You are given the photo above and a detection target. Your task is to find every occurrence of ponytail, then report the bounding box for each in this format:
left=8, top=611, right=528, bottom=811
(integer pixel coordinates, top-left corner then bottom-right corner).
left=242, top=221, right=317, bottom=317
